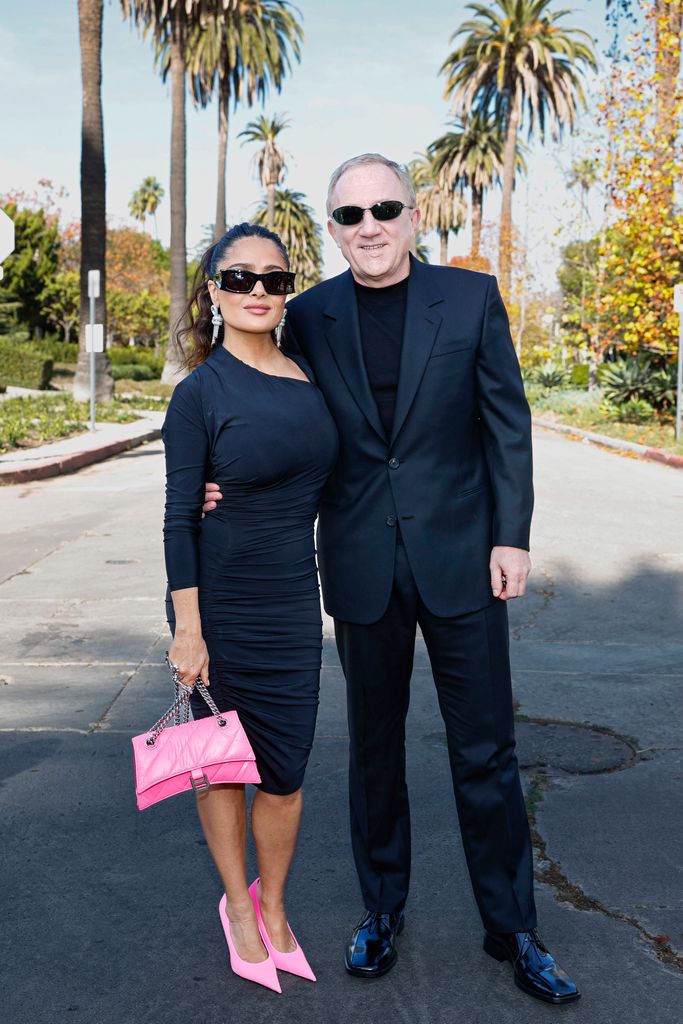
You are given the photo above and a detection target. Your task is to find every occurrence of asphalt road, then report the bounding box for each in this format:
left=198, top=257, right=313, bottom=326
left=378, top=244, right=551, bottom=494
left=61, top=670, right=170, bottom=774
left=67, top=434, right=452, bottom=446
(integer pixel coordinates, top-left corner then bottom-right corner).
left=1, top=428, right=681, bottom=1024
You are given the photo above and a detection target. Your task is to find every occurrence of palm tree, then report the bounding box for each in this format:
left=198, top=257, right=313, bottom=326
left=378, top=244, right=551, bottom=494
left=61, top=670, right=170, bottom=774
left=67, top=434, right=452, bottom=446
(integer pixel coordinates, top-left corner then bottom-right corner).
left=409, top=154, right=467, bottom=265
left=239, top=114, right=290, bottom=230
left=128, top=189, right=147, bottom=233
left=177, top=1, right=302, bottom=241
left=129, top=176, right=165, bottom=238
left=141, top=176, right=165, bottom=238
left=429, top=111, right=505, bottom=260
left=441, top=0, right=596, bottom=298
left=120, top=0, right=212, bottom=383
left=75, top=0, right=114, bottom=403
left=253, top=187, right=322, bottom=292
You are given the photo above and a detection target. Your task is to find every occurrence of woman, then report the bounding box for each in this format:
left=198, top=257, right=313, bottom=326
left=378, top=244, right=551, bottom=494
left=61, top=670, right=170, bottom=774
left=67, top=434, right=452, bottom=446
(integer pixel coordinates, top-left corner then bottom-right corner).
left=162, top=222, right=338, bottom=993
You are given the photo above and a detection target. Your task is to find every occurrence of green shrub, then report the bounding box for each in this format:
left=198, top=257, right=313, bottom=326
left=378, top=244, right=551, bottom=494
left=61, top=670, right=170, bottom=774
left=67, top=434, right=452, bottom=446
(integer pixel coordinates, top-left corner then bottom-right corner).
left=601, top=355, right=676, bottom=412
left=570, top=364, right=589, bottom=388
left=110, top=362, right=156, bottom=381
left=108, top=345, right=163, bottom=377
left=533, top=364, right=572, bottom=389
left=601, top=398, right=654, bottom=424
left=29, top=338, right=80, bottom=363
left=568, top=363, right=610, bottom=389
left=0, top=338, right=54, bottom=389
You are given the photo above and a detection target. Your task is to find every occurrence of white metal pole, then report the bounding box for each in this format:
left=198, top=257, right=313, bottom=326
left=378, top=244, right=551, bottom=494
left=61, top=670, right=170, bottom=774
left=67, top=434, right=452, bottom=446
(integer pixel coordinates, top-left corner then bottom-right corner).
left=89, top=290, right=96, bottom=432
left=674, top=285, right=683, bottom=444
left=677, top=316, right=682, bottom=443
left=87, top=270, right=100, bottom=433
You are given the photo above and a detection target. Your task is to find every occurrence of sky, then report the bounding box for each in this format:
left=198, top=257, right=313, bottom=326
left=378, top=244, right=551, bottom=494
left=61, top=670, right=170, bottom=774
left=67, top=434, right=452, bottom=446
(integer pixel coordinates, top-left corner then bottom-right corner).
left=0, top=0, right=613, bottom=289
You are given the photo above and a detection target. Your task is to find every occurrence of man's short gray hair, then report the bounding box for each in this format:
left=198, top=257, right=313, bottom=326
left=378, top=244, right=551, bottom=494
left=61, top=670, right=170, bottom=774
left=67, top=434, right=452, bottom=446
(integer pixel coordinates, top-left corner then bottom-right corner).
left=326, top=153, right=416, bottom=216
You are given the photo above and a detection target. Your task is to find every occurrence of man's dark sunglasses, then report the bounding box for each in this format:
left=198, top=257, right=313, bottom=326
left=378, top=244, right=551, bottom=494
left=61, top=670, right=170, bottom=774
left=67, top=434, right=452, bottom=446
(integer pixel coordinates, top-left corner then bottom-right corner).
left=214, top=268, right=296, bottom=295
left=331, top=200, right=414, bottom=226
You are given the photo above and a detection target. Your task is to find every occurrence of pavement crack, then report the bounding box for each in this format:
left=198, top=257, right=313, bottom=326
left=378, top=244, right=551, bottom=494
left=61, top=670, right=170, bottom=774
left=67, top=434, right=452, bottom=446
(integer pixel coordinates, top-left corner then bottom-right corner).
left=87, top=631, right=166, bottom=734
left=526, top=771, right=683, bottom=974
left=511, top=567, right=555, bottom=641
left=0, top=539, right=69, bottom=586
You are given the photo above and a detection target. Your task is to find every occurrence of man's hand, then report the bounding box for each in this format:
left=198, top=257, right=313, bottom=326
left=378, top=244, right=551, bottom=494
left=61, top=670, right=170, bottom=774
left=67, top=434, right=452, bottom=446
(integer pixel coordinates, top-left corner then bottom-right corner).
left=490, top=546, right=531, bottom=601
left=202, top=481, right=223, bottom=517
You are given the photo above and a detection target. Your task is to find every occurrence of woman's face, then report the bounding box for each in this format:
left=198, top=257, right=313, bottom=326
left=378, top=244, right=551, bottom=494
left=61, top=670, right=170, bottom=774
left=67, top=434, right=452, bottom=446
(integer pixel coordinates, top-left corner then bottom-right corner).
left=207, top=236, right=288, bottom=339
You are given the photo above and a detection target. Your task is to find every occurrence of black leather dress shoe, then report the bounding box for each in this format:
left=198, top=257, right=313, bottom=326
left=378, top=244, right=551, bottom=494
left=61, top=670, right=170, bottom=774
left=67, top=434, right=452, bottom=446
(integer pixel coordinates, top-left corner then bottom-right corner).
left=484, top=929, right=580, bottom=1004
left=344, top=910, right=405, bottom=978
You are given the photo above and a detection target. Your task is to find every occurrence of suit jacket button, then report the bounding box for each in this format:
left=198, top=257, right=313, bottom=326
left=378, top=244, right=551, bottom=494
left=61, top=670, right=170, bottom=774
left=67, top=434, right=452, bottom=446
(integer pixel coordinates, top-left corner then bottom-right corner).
left=388, top=457, right=400, bottom=469
left=386, top=515, right=397, bottom=527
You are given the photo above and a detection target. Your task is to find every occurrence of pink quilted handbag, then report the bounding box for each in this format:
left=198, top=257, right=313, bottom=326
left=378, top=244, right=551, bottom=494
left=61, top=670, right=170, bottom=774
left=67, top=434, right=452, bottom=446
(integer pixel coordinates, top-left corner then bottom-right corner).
left=132, top=662, right=261, bottom=810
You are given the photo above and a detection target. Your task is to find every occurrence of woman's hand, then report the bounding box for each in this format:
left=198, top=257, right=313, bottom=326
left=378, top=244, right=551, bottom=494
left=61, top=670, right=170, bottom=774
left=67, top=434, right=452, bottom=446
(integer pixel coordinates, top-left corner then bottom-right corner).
left=168, top=629, right=210, bottom=688
left=202, top=481, right=223, bottom=517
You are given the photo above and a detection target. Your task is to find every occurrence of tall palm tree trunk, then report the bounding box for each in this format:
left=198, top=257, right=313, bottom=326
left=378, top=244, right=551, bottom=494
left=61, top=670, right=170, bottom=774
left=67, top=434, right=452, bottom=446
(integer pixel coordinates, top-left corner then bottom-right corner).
left=162, top=20, right=188, bottom=385
left=499, top=94, right=521, bottom=299
left=214, top=79, right=230, bottom=242
left=471, top=184, right=483, bottom=259
left=439, top=230, right=448, bottom=265
left=74, top=0, right=113, bottom=403
left=266, top=183, right=276, bottom=231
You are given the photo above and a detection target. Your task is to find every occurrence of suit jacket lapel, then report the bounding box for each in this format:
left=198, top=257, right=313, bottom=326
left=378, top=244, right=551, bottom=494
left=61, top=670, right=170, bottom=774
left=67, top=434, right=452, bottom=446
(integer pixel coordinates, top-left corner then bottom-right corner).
left=391, top=256, right=443, bottom=445
left=323, top=270, right=387, bottom=442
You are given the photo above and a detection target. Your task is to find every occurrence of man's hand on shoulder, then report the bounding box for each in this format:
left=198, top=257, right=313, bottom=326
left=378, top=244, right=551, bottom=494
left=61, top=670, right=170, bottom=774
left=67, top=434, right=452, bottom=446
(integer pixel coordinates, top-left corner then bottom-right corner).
left=490, top=546, right=531, bottom=601
left=202, top=481, right=222, bottom=518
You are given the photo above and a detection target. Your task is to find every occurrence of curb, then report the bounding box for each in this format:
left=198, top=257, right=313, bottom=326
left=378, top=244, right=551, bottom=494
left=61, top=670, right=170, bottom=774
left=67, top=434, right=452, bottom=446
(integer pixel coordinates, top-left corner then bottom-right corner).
left=0, top=424, right=162, bottom=485
left=534, top=417, right=683, bottom=470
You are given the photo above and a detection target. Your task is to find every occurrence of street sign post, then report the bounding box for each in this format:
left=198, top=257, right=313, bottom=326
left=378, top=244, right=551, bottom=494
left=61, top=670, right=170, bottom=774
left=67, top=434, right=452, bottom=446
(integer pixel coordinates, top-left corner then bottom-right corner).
left=87, top=270, right=101, bottom=432
left=674, top=285, right=683, bottom=443
left=0, top=208, right=15, bottom=281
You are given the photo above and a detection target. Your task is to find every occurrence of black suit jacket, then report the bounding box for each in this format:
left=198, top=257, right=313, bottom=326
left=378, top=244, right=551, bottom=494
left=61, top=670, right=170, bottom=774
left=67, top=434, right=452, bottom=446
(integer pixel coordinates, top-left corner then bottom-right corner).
left=283, top=255, right=533, bottom=624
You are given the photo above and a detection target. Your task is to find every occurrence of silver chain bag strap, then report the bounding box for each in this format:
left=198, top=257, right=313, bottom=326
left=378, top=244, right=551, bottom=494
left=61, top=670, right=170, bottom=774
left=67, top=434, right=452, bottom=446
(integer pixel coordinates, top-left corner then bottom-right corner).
left=144, top=654, right=228, bottom=748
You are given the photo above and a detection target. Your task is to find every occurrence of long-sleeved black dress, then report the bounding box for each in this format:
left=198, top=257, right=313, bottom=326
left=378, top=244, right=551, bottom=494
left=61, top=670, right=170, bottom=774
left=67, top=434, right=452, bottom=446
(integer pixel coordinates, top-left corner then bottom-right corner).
left=162, top=343, right=339, bottom=795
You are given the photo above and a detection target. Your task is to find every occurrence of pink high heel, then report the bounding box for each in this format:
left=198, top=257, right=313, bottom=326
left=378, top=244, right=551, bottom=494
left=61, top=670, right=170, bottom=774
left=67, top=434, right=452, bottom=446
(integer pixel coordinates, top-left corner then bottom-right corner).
left=248, top=877, right=317, bottom=982
left=218, top=894, right=282, bottom=993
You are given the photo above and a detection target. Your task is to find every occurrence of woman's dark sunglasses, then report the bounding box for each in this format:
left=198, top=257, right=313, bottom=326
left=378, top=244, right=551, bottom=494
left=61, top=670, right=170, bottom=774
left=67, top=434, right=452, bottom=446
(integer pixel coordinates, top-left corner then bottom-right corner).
left=331, top=200, right=413, bottom=226
left=214, top=268, right=296, bottom=295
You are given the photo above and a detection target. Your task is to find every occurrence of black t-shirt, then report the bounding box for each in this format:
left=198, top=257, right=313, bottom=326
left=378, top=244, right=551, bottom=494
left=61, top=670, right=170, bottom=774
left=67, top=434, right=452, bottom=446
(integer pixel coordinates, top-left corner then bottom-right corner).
left=354, top=275, right=409, bottom=440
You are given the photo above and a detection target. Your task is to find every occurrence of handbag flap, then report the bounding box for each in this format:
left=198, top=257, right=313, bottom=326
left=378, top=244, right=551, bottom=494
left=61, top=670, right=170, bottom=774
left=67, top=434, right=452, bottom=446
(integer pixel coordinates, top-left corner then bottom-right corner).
left=132, top=711, right=256, bottom=794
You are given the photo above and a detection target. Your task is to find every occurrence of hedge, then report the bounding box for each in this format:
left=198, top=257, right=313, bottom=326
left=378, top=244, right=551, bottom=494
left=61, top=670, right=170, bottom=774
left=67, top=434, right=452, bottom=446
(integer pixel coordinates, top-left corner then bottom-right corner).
left=0, top=338, right=54, bottom=389
left=569, top=364, right=609, bottom=389
left=108, top=346, right=164, bottom=376
left=110, top=363, right=156, bottom=381
left=28, top=338, right=80, bottom=363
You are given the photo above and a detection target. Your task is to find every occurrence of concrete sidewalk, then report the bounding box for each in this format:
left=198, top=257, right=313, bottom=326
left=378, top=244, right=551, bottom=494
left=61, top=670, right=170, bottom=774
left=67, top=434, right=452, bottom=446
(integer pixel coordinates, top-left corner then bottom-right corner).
left=0, top=410, right=164, bottom=484
left=0, top=429, right=681, bottom=1024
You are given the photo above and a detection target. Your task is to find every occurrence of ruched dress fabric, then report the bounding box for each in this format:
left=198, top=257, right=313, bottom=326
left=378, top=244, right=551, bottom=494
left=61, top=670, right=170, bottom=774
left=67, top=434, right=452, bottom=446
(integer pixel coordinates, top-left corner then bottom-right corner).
left=162, top=343, right=339, bottom=795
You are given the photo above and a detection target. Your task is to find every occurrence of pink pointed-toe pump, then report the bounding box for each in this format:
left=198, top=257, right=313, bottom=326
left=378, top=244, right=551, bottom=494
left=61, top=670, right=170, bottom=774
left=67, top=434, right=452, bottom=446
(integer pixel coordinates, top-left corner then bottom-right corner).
left=248, top=878, right=317, bottom=982
left=218, top=894, right=282, bottom=993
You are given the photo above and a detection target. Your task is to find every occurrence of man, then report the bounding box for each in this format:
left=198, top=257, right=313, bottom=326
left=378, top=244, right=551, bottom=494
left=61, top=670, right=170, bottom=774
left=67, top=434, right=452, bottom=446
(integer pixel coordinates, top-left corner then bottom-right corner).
left=204, top=153, right=579, bottom=1005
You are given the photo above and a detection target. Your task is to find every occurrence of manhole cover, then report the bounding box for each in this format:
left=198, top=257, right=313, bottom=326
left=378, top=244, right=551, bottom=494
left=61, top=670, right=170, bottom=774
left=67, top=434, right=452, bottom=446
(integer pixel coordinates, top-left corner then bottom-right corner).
left=516, top=720, right=634, bottom=774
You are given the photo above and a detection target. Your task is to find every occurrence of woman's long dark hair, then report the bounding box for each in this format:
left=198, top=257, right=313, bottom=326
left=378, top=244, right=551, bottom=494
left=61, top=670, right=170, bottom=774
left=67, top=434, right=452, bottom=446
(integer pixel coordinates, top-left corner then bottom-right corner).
left=177, top=222, right=290, bottom=371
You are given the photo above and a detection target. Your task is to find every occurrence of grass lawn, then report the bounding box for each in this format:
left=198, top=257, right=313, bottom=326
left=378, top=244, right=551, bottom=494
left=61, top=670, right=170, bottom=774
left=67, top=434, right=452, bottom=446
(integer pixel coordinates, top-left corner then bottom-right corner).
left=114, top=377, right=173, bottom=399
left=54, top=363, right=172, bottom=400
left=527, top=388, right=683, bottom=456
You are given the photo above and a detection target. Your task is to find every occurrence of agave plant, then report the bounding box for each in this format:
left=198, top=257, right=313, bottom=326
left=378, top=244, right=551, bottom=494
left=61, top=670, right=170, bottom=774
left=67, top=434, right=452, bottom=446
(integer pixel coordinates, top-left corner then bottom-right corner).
left=533, top=364, right=571, bottom=390
left=601, top=355, right=675, bottom=412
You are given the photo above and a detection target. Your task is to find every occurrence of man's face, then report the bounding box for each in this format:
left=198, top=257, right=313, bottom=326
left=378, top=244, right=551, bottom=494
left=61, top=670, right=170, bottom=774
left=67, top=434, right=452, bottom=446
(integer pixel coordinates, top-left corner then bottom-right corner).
left=327, top=163, right=421, bottom=288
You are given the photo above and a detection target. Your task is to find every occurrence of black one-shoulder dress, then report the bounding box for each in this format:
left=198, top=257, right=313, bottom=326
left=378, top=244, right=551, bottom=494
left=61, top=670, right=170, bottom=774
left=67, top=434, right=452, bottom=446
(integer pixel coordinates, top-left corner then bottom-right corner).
left=162, top=343, right=339, bottom=794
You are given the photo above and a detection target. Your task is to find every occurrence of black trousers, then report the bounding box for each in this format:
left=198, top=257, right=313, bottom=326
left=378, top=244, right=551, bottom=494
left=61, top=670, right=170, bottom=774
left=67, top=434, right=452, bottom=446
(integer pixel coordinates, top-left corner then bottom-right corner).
left=334, top=544, right=537, bottom=933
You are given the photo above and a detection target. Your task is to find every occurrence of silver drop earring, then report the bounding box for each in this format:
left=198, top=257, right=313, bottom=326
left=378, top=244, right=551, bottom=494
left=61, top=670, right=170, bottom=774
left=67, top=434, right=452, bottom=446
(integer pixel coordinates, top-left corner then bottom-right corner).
left=210, top=303, right=223, bottom=344
left=275, top=307, right=287, bottom=346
